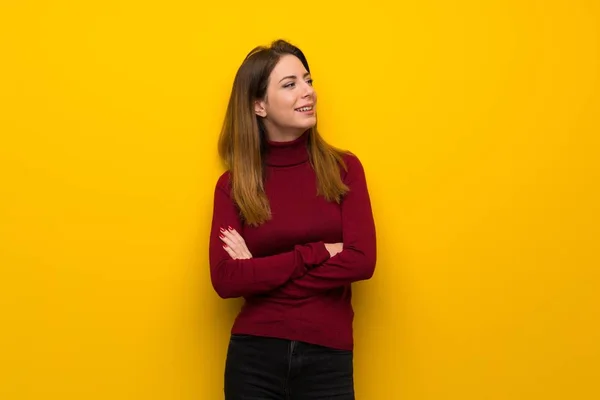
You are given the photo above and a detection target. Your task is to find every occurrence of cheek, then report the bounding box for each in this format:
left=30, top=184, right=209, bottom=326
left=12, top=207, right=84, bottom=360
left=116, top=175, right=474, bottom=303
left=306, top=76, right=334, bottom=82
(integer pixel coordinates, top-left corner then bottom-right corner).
left=269, top=94, right=296, bottom=116
left=282, top=92, right=298, bottom=109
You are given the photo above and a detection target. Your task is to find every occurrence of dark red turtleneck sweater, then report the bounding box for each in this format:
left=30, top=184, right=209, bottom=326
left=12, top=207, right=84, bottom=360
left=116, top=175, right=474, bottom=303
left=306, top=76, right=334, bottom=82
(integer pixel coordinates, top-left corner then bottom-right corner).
left=208, top=131, right=376, bottom=350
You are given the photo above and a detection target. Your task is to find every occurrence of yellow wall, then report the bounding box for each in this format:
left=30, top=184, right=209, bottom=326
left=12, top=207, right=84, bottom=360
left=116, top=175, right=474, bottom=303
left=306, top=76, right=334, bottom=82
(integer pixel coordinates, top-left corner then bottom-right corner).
left=1, top=1, right=599, bottom=399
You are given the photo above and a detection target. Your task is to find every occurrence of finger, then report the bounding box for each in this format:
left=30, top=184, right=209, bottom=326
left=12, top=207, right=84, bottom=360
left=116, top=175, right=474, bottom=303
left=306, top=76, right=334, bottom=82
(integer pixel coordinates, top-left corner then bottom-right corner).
left=220, top=235, right=242, bottom=258
left=219, top=232, right=235, bottom=248
left=222, top=245, right=240, bottom=260
left=221, top=229, right=240, bottom=246
left=226, top=229, right=245, bottom=246
left=221, top=229, right=252, bottom=259
left=224, top=230, right=252, bottom=258
left=229, top=231, right=252, bottom=258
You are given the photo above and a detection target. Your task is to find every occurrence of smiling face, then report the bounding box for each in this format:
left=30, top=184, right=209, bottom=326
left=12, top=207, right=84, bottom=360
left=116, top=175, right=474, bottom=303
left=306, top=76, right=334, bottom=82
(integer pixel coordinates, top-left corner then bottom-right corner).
left=254, top=54, right=317, bottom=141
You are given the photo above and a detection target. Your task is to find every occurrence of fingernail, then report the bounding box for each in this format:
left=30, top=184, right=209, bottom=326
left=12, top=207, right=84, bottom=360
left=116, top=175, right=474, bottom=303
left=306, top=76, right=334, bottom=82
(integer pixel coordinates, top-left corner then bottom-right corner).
left=219, top=234, right=225, bottom=240
left=222, top=244, right=227, bottom=249
left=228, top=226, right=233, bottom=230
left=220, top=227, right=225, bottom=232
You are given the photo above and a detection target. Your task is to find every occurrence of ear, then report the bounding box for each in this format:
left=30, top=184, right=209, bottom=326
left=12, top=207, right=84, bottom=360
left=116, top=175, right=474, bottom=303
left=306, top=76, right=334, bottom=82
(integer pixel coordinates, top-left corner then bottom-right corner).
left=254, top=99, right=267, bottom=117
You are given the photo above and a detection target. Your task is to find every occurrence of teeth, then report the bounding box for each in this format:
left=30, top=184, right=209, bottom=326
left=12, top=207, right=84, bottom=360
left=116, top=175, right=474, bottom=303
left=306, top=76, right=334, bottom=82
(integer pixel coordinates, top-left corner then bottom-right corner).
left=296, top=106, right=313, bottom=112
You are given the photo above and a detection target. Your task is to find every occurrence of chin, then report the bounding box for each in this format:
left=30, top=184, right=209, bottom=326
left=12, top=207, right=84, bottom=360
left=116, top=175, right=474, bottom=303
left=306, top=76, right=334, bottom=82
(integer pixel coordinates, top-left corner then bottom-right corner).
left=299, top=124, right=315, bottom=132
left=299, top=118, right=317, bottom=129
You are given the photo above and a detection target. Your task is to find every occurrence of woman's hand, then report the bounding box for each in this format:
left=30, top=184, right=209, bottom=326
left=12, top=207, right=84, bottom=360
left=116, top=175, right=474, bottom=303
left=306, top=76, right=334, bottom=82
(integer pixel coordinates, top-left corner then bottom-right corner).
left=324, top=243, right=343, bottom=258
left=220, top=227, right=253, bottom=260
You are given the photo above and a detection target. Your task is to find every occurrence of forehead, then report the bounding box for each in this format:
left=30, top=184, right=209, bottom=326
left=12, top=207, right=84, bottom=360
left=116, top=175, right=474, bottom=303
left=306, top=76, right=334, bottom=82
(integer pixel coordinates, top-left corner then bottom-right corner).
left=270, top=54, right=308, bottom=80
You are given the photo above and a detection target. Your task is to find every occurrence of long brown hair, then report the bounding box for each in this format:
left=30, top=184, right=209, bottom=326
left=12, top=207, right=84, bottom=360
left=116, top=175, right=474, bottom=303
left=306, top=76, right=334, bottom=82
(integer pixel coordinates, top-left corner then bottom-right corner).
left=218, top=39, right=349, bottom=227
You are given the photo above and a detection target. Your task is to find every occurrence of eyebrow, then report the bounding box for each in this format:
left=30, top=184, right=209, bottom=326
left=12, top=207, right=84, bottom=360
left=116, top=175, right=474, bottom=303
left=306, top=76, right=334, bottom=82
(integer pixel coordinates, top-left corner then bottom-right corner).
left=278, top=72, right=311, bottom=83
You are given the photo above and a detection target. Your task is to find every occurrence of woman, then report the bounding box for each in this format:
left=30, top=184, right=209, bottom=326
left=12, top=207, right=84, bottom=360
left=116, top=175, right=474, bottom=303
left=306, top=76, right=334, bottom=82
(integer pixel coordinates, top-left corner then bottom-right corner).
left=209, top=39, right=377, bottom=399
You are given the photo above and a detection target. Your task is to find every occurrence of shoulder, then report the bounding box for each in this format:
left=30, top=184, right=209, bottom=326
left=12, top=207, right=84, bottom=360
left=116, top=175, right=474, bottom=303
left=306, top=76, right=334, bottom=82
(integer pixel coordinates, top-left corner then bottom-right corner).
left=340, top=151, right=366, bottom=181
left=341, top=151, right=363, bottom=169
left=214, top=170, right=232, bottom=193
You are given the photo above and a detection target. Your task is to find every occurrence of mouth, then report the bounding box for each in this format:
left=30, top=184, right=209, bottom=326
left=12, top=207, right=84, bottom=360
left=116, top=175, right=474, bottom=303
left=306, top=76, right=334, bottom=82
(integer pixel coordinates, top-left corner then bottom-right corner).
left=295, top=105, right=314, bottom=113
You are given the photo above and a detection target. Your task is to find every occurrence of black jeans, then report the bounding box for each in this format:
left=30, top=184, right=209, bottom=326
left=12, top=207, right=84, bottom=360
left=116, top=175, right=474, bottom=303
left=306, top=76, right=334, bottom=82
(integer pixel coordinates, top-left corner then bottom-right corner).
left=224, top=334, right=355, bottom=399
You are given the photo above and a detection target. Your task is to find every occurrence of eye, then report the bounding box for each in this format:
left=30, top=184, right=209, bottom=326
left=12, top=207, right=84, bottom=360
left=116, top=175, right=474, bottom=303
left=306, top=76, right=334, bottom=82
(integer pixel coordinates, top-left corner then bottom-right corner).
left=307, top=79, right=314, bottom=85
left=283, top=81, right=296, bottom=88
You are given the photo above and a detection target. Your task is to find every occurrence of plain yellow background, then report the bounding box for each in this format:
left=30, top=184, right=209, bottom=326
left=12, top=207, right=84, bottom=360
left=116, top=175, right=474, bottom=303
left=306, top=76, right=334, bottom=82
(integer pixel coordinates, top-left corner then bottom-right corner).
left=1, top=1, right=599, bottom=399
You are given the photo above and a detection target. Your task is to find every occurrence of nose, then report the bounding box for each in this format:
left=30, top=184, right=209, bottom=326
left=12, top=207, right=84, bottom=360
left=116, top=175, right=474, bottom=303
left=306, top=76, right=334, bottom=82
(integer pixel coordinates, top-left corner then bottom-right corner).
left=302, top=80, right=315, bottom=98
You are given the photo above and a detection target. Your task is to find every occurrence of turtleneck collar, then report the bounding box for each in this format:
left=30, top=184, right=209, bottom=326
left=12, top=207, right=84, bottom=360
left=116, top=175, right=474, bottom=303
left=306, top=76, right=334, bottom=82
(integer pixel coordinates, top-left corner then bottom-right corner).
left=264, top=130, right=310, bottom=167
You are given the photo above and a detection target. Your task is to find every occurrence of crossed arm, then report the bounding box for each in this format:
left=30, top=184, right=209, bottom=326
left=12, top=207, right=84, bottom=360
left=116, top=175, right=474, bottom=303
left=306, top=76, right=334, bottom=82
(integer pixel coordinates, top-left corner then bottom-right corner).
left=208, top=154, right=376, bottom=299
